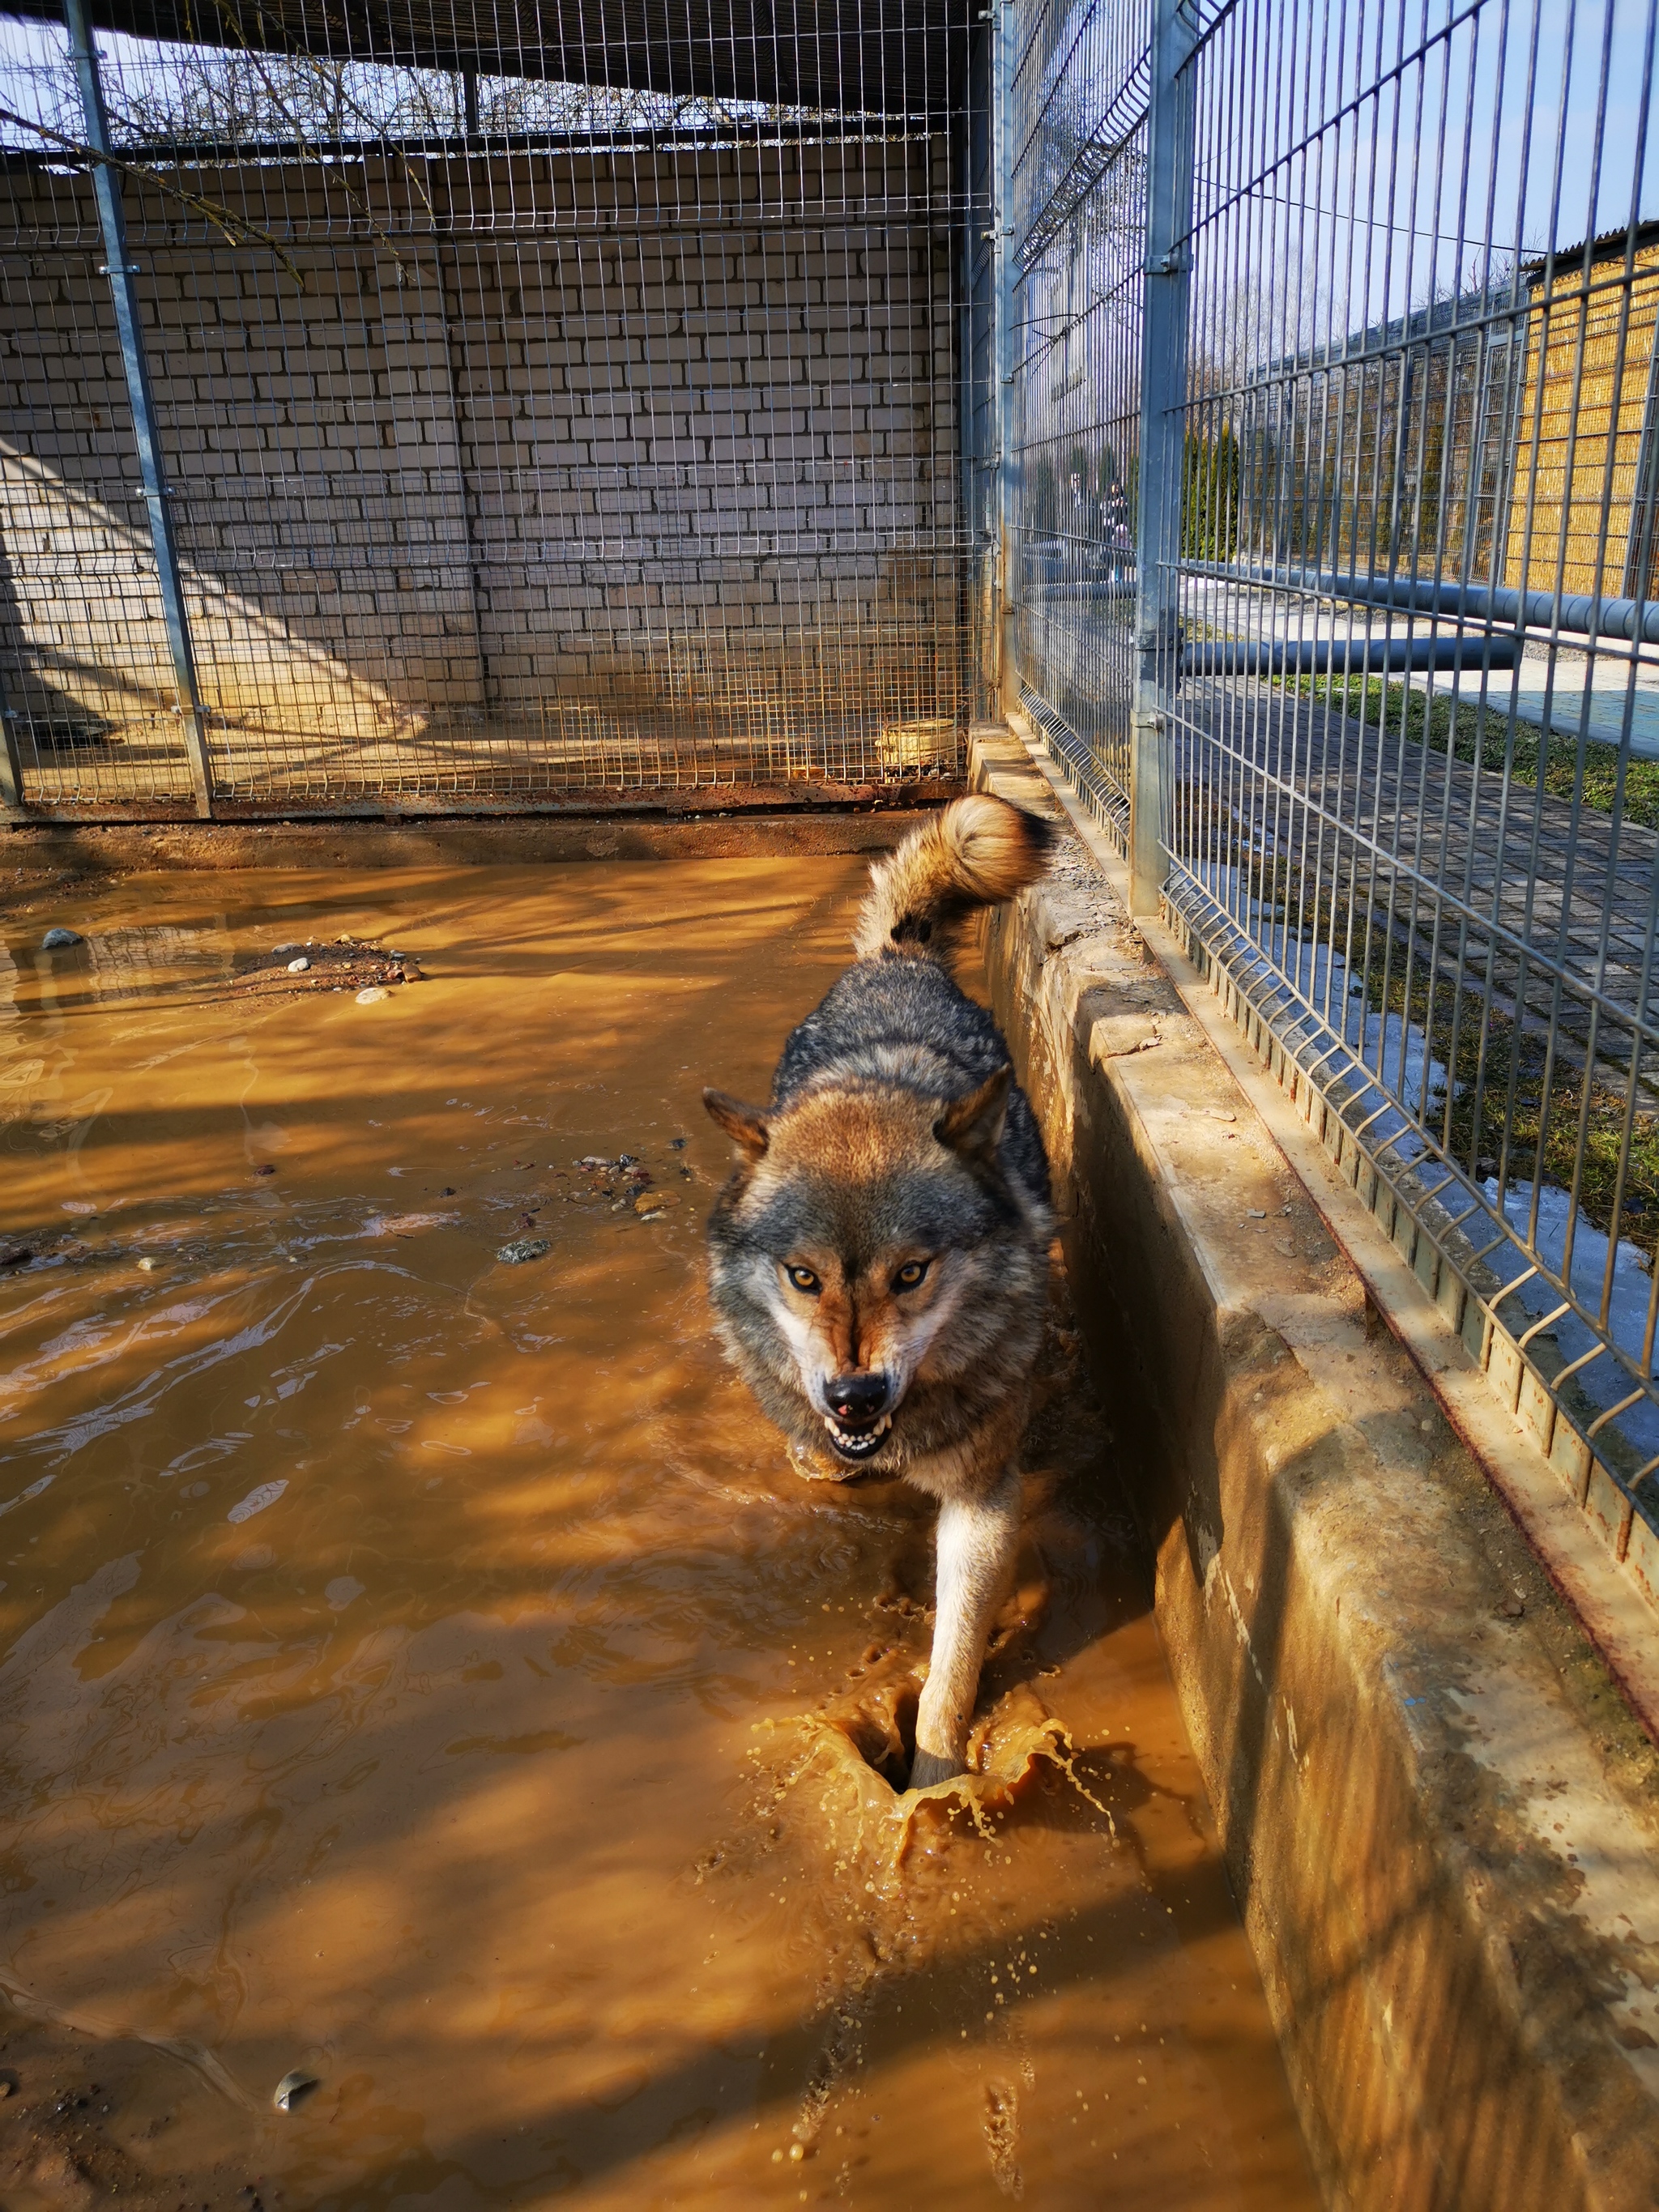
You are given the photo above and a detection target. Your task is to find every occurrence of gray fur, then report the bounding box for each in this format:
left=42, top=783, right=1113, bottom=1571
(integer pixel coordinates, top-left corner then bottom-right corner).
left=771, top=959, right=1050, bottom=1208
left=703, top=797, right=1056, bottom=1786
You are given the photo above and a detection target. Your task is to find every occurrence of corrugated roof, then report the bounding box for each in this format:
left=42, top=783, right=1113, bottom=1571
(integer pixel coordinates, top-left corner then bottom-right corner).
left=1521, top=217, right=1659, bottom=284
left=2, top=0, right=966, bottom=117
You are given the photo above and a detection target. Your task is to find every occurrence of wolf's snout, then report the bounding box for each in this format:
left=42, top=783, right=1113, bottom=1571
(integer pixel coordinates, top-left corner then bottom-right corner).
left=824, top=1371, right=889, bottom=1424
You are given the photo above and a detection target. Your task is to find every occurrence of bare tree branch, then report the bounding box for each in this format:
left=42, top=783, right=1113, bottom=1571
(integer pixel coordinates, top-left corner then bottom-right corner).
left=0, top=102, right=306, bottom=285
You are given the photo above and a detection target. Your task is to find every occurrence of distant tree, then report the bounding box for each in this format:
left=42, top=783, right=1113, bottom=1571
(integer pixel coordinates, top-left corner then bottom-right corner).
left=1182, top=424, right=1239, bottom=560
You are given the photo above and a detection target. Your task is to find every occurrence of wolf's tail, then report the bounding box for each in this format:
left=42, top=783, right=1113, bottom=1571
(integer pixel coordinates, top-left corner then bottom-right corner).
left=853, top=792, right=1055, bottom=966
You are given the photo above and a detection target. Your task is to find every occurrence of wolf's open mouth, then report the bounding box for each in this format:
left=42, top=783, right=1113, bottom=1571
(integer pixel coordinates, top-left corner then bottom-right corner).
left=822, top=1412, right=893, bottom=1462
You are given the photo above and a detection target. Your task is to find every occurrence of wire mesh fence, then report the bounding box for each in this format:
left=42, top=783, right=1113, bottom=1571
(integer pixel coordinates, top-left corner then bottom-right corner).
left=0, top=0, right=979, bottom=812
left=1000, top=0, right=1659, bottom=1602
left=1001, top=0, right=1148, bottom=843
left=10, top=0, right=1659, bottom=1602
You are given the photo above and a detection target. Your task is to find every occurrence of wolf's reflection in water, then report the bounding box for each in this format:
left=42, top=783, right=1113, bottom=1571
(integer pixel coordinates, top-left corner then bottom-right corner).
left=0, top=855, right=1316, bottom=2209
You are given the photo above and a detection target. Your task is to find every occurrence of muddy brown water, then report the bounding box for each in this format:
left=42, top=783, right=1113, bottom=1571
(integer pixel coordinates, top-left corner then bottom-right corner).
left=0, top=859, right=1317, bottom=2210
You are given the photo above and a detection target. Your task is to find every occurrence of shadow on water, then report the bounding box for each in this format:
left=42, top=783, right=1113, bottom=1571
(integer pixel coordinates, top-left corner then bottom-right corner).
left=0, top=856, right=1320, bottom=2210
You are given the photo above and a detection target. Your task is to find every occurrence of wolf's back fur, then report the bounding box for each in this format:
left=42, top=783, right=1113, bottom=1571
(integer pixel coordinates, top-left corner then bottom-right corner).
left=851, top=791, right=1054, bottom=965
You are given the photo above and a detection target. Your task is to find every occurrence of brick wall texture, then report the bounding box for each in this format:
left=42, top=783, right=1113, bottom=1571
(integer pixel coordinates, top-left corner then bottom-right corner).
left=1503, top=235, right=1659, bottom=601
left=0, top=139, right=966, bottom=801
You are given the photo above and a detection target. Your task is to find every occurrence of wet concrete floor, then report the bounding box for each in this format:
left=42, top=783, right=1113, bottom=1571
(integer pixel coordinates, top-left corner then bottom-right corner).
left=0, top=858, right=1317, bottom=2209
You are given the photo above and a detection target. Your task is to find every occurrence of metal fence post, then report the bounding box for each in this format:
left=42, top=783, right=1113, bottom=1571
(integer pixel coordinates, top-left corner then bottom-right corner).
left=993, top=0, right=1018, bottom=716
left=0, top=667, right=23, bottom=815
left=1130, top=0, right=1195, bottom=915
left=65, top=0, right=213, bottom=819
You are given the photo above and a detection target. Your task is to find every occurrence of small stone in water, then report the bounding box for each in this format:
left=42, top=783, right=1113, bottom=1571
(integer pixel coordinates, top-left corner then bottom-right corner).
left=287, top=956, right=310, bottom=974
left=669, top=1136, right=687, bottom=1149
left=497, top=1237, right=552, bottom=1264
left=356, top=986, right=390, bottom=1005
left=41, top=927, right=81, bottom=949
left=254, top=1164, right=276, bottom=1177
left=137, top=1255, right=161, bottom=1272
left=635, top=1191, right=678, bottom=1217
left=273, top=2069, right=318, bottom=2112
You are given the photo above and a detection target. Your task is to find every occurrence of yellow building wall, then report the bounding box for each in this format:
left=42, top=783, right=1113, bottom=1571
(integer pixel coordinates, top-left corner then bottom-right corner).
left=1503, top=239, right=1659, bottom=598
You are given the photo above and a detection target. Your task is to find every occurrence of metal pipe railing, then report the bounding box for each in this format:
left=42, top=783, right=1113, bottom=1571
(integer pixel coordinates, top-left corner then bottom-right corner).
left=1181, top=636, right=1520, bottom=676
left=1183, top=560, right=1659, bottom=649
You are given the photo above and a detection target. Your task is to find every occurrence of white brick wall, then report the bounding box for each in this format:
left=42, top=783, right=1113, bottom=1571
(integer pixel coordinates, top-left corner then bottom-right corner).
left=0, top=139, right=966, bottom=795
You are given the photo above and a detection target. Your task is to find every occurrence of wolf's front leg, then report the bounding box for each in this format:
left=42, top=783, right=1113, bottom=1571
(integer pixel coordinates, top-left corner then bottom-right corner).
left=910, top=1472, right=1021, bottom=1788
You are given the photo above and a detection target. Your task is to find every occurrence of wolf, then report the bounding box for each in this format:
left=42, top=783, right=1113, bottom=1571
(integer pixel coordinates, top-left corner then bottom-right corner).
left=702, top=793, right=1056, bottom=1788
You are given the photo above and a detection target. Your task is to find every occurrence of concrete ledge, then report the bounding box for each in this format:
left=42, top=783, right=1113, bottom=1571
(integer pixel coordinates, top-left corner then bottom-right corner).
left=0, top=778, right=963, bottom=837
left=971, top=728, right=1659, bottom=2211
left=0, top=808, right=934, bottom=876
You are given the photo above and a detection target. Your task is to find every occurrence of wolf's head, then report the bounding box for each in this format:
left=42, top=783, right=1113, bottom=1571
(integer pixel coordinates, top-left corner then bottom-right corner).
left=702, top=1072, right=1046, bottom=1477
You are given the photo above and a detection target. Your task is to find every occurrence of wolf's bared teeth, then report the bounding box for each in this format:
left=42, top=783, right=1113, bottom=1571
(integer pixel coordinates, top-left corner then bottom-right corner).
left=821, top=1410, right=893, bottom=1452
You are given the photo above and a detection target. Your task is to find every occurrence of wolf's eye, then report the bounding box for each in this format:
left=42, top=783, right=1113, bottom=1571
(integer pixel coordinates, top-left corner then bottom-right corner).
left=785, top=1264, right=821, bottom=1294
left=893, top=1259, right=931, bottom=1291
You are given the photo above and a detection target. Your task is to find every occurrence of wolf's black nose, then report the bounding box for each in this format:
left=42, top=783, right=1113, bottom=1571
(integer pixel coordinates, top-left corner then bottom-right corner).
left=825, top=1371, right=888, bottom=1422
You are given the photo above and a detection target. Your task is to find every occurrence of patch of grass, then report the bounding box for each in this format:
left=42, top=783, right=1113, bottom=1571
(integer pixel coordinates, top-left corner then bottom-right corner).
left=1174, top=780, right=1659, bottom=1239
left=1409, top=961, right=1659, bottom=1243
left=1340, top=906, right=1659, bottom=1241
left=1287, top=674, right=1659, bottom=831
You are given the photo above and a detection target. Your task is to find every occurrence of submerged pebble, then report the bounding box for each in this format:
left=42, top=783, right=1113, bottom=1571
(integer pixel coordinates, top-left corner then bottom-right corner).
left=136, top=1255, right=161, bottom=1272
left=272, top=2069, right=318, bottom=2113
left=635, top=1191, right=678, bottom=1217
left=356, top=986, right=390, bottom=1005
left=497, top=1237, right=552, bottom=1265
left=41, top=927, right=81, bottom=949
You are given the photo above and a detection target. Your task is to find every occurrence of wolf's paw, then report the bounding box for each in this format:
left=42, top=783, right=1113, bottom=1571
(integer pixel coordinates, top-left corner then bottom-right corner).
left=908, top=1747, right=964, bottom=1791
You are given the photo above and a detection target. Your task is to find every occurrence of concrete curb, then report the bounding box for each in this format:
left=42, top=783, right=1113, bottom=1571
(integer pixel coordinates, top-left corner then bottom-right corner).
left=971, top=727, right=1659, bottom=2212
left=0, top=810, right=935, bottom=875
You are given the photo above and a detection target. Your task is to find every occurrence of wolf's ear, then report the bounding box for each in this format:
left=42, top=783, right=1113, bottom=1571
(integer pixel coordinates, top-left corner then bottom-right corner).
left=702, top=1087, right=770, bottom=1162
left=934, top=1066, right=1011, bottom=1165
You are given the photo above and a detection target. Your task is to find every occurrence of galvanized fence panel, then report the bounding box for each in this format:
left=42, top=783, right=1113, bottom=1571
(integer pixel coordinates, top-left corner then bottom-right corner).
left=1002, top=0, right=1659, bottom=1600
left=1003, top=0, right=1150, bottom=846
left=0, top=2, right=980, bottom=813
